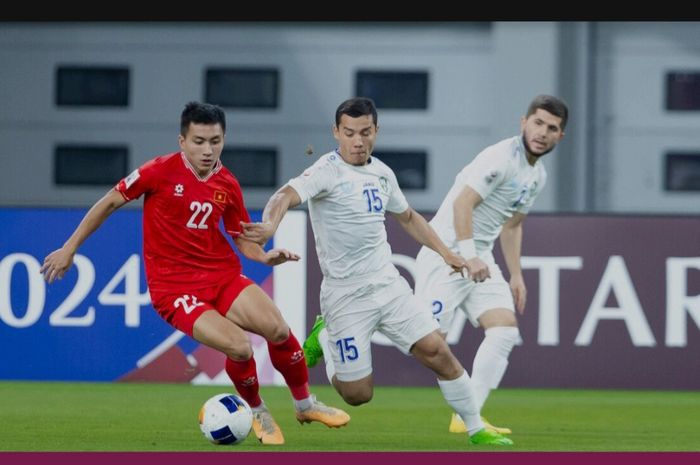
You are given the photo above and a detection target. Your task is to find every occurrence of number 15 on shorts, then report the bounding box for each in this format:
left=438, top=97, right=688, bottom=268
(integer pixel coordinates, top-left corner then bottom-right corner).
left=335, top=337, right=359, bottom=363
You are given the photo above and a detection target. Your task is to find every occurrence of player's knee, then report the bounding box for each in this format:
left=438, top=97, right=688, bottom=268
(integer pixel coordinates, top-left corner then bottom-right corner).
left=412, top=330, right=447, bottom=359
left=413, top=334, right=462, bottom=378
left=340, top=389, right=373, bottom=406
left=336, top=380, right=373, bottom=406
left=486, top=326, right=521, bottom=347
left=223, top=339, right=254, bottom=360
left=265, top=324, right=292, bottom=344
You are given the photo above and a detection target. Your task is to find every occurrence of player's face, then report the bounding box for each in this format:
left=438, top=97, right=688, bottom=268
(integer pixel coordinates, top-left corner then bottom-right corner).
left=520, top=108, right=565, bottom=162
left=179, top=123, right=225, bottom=177
left=332, top=114, right=378, bottom=166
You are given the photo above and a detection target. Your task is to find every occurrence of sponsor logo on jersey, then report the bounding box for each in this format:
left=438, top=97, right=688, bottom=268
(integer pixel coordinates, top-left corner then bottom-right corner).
left=174, top=184, right=184, bottom=197
left=124, top=169, right=140, bottom=189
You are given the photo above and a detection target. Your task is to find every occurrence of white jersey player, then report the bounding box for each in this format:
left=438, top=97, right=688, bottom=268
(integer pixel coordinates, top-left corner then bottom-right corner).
left=241, top=97, right=513, bottom=446
left=414, top=95, right=569, bottom=434
left=290, top=149, right=408, bottom=281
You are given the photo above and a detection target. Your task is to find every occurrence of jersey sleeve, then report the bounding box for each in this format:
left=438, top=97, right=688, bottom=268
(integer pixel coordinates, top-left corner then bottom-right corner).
left=384, top=165, right=409, bottom=214
left=460, top=148, right=510, bottom=201
left=287, top=157, right=337, bottom=203
left=222, top=178, right=251, bottom=238
left=115, top=157, right=161, bottom=201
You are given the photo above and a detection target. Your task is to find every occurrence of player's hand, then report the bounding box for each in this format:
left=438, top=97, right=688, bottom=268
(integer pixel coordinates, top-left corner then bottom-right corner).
left=40, top=247, right=75, bottom=284
left=509, top=273, right=527, bottom=314
left=465, top=256, right=490, bottom=283
left=264, top=248, right=301, bottom=266
left=444, top=251, right=467, bottom=277
left=239, top=221, right=274, bottom=245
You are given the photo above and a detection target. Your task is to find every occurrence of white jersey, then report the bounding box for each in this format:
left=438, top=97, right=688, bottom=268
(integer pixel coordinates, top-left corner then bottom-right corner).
left=288, top=150, right=409, bottom=280
left=430, top=136, right=547, bottom=254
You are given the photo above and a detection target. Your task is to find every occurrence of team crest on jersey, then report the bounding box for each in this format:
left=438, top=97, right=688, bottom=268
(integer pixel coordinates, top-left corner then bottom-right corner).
left=124, top=169, right=140, bottom=189
left=379, top=176, right=389, bottom=193
left=174, top=184, right=184, bottom=197
left=485, top=169, right=499, bottom=184
left=213, top=190, right=227, bottom=203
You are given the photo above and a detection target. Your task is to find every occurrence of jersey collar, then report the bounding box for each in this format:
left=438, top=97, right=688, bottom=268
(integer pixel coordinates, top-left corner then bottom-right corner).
left=180, top=152, right=222, bottom=181
left=334, top=148, right=373, bottom=166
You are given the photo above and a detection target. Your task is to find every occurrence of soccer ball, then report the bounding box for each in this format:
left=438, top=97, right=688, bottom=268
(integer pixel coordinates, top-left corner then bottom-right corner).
left=198, top=393, right=253, bottom=445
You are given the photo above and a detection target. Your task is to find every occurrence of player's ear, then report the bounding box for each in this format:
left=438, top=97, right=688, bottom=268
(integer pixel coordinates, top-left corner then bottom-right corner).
left=332, top=124, right=340, bottom=141
left=177, top=134, right=185, bottom=149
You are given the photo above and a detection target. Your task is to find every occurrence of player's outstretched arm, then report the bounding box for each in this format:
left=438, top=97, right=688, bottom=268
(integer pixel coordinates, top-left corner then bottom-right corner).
left=40, top=189, right=127, bottom=283
left=240, top=185, right=302, bottom=245
left=234, top=237, right=300, bottom=267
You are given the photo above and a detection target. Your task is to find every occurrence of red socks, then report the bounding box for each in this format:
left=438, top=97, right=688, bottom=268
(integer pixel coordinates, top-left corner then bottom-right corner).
left=225, top=357, right=262, bottom=408
left=225, top=331, right=310, bottom=404
left=267, top=331, right=310, bottom=400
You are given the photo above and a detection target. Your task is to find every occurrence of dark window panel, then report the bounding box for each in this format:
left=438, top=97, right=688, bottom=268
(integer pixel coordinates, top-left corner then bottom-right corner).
left=355, top=70, right=428, bottom=110
left=205, top=68, right=279, bottom=108
left=665, top=152, right=700, bottom=191
left=666, top=72, right=700, bottom=111
left=374, top=150, right=427, bottom=189
left=54, top=145, right=128, bottom=185
left=220, top=147, right=277, bottom=188
left=56, top=66, right=129, bottom=107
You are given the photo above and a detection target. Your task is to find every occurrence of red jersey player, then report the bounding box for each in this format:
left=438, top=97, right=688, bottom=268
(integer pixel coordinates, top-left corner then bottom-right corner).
left=41, top=101, right=350, bottom=445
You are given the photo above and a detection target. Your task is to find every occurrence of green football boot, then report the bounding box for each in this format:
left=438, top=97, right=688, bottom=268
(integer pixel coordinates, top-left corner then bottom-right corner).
left=303, top=315, right=325, bottom=368
left=469, top=428, right=514, bottom=446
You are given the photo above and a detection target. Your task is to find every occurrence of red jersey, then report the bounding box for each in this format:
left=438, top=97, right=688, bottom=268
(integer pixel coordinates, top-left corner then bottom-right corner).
left=115, top=152, right=250, bottom=292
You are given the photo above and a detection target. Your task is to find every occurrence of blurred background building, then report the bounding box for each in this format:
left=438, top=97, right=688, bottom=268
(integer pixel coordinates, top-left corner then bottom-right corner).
left=1, top=21, right=698, bottom=214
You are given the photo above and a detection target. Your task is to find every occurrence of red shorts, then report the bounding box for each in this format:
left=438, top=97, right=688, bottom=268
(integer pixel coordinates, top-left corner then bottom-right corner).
left=149, top=274, right=255, bottom=337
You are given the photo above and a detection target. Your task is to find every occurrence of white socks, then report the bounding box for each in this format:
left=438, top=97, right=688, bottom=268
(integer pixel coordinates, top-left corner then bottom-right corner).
left=251, top=402, right=268, bottom=413
left=471, top=326, right=520, bottom=410
left=294, top=396, right=313, bottom=412
left=438, top=371, right=483, bottom=435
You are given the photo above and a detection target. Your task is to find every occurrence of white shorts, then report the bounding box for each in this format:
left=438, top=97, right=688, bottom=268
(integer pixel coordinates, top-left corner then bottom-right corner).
left=414, top=246, right=515, bottom=333
left=320, top=267, right=439, bottom=382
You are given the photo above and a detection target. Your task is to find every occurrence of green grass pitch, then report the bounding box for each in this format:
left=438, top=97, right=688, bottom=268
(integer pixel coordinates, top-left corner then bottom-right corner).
left=1, top=381, right=698, bottom=452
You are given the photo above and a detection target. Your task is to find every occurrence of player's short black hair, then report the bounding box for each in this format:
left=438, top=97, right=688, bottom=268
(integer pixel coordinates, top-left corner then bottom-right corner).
left=180, top=101, right=226, bottom=135
left=335, top=97, right=378, bottom=127
left=526, top=95, right=569, bottom=130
